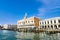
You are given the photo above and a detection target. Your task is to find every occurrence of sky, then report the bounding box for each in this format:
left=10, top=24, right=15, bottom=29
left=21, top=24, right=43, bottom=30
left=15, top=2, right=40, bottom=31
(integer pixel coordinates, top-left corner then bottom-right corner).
left=0, top=0, right=60, bottom=24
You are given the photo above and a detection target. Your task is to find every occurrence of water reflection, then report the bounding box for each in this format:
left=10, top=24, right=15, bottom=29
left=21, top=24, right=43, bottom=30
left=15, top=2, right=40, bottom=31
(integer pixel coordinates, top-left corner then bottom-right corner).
left=0, top=30, right=17, bottom=40
left=33, top=33, right=40, bottom=40
left=16, top=32, right=34, bottom=40
left=16, top=32, right=60, bottom=40
left=0, top=30, right=60, bottom=40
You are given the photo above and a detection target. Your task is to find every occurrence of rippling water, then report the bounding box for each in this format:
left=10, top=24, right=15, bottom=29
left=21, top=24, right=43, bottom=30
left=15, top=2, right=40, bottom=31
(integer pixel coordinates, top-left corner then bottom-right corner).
left=0, top=30, right=60, bottom=40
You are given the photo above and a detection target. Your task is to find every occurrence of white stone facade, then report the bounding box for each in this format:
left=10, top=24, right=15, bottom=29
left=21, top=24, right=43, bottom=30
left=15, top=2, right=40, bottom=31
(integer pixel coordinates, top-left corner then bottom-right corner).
left=3, top=24, right=17, bottom=29
left=17, top=17, right=35, bottom=29
left=39, top=17, right=60, bottom=30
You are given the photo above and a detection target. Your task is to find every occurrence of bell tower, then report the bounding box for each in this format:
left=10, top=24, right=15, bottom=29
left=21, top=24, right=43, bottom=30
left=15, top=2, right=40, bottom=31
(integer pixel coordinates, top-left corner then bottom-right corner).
left=24, top=12, right=28, bottom=19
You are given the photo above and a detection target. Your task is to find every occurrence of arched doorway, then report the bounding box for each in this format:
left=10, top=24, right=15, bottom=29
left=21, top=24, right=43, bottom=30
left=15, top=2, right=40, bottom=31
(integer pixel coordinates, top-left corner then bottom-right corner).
left=42, top=26, right=44, bottom=29
left=45, top=26, right=46, bottom=29
left=58, top=25, right=60, bottom=29
left=48, top=25, right=50, bottom=29
left=54, top=25, right=57, bottom=29
left=51, top=25, right=53, bottom=29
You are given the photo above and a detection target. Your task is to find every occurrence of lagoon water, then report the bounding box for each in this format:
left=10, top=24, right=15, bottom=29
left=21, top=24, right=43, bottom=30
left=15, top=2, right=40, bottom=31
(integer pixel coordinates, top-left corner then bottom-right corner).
left=0, top=30, right=60, bottom=40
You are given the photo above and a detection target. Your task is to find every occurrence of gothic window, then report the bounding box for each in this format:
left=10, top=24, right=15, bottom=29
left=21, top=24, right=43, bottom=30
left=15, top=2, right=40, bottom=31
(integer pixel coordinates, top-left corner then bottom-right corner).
left=51, top=25, right=53, bottom=29
left=58, top=25, right=60, bottom=28
left=54, top=25, right=57, bottom=29
left=58, top=20, right=60, bottom=23
left=47, top=21, right=49, bottom=24
left=45, top=21, right=46, bottom=24
left=54, top=20, right=56, bottom=23
left=51, top=21, right=52, bottom=24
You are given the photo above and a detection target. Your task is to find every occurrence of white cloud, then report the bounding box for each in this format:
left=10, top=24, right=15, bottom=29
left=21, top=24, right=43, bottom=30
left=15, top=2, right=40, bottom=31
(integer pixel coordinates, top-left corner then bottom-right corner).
left=37, top=0, right=60, bottom=19
left=37, top=8, right=46, bottom=16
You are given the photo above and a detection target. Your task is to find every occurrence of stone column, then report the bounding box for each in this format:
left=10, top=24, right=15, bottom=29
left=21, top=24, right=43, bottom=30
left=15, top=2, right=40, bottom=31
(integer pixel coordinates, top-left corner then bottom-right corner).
left=57, top=25, right=58, bottom=29
left=53, top=25, right=55, bottom=30
left=49, top=25, right=51, bottom=30
left=46, top=25, right=48, bottom=30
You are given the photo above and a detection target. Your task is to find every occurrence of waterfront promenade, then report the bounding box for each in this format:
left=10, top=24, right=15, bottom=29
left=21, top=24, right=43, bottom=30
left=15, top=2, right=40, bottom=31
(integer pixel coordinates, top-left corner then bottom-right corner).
left=1, top=28, right=60, bottom=34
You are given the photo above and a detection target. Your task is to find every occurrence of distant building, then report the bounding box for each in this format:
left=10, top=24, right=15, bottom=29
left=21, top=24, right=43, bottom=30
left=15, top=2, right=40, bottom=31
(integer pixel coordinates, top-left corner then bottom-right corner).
left=3, top=24, right=17, bottom=30
left=0, top=24, right=3, bottom=29
left=39, top=17, right=60, bottom=30
left=17, top=13, right=41, bottom=31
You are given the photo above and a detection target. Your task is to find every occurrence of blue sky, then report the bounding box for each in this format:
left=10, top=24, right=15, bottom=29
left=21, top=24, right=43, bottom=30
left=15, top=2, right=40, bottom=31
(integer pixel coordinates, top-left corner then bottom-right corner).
left=0, top=0, right=60, bottom=24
